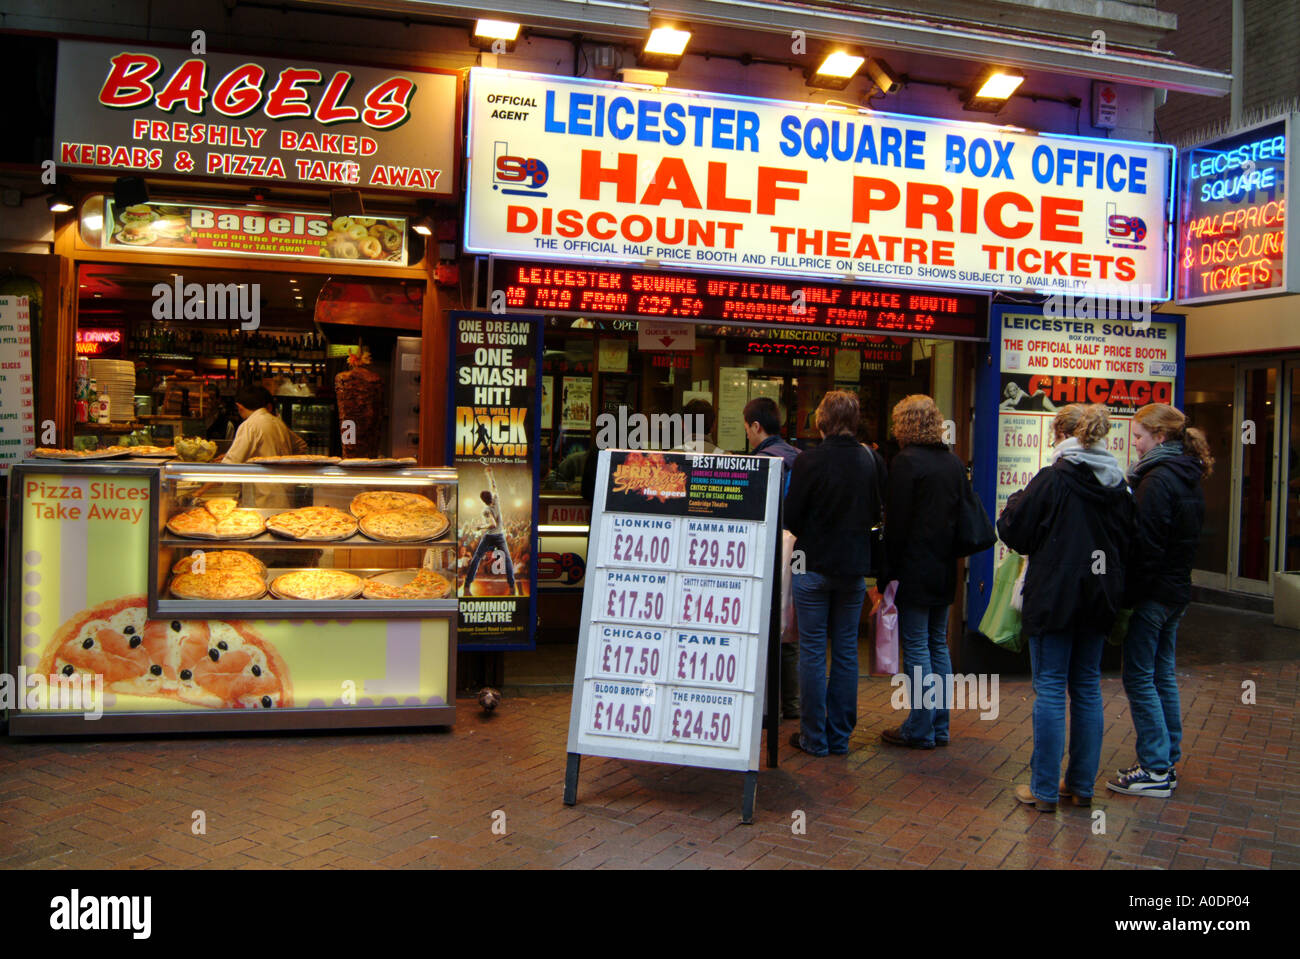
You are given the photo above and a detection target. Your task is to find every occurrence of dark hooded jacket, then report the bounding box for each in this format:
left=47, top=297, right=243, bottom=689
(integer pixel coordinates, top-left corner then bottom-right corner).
left=884, top=442, right=965, bottom=607
left=1126, top=452, right=1205, bottom=608
left=996, top=459, right=1136, bottom=636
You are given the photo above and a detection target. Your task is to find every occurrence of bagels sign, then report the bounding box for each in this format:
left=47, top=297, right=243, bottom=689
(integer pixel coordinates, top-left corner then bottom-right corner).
left=54, top=40, right=457, bottom=195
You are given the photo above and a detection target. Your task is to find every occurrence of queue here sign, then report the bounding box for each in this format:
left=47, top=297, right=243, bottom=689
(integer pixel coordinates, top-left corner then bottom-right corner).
left=1176, top=114, right=1297, bottom=303
left=466, top=69, right=1174, bottom=299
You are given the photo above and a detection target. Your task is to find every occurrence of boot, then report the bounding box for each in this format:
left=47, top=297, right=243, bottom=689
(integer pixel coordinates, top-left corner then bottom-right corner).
left=780, top=643, right=800, bottom=719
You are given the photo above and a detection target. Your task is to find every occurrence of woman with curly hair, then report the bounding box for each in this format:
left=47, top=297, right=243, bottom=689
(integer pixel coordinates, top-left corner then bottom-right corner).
left=997, top=404, right=1135, bottom=812
left=879, top=395, right=968, bottom=749
left=1107, top=404, right=1212, bottom=799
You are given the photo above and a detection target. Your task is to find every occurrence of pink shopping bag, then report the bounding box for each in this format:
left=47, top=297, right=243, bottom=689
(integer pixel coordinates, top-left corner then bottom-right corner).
left=874, top=579, right=900, bottom=675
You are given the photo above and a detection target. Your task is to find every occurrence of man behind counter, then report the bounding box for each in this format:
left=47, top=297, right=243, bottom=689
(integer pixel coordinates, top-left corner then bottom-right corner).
left=221, top=385, right=309, bottom=510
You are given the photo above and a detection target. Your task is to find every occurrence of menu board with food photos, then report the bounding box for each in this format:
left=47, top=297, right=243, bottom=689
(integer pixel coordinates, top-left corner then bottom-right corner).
left=564, top=448, right=782, bottom=819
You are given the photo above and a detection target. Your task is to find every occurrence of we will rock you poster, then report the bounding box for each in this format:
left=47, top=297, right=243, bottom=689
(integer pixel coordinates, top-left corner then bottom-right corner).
left=447, top=313, right=542, bottom=650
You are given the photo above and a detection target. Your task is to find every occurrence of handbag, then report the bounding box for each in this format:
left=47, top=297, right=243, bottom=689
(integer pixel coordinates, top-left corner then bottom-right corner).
left=1010, top=556, right=1028, bottom=612
left=873, top=579, right=901, bottom=674
left=954, top=473, right=997, bottom=557
left=978, top=553, right=1025, bottom=652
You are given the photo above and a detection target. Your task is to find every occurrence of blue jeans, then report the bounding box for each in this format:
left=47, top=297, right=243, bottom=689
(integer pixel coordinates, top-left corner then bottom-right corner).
left=1027, top=629, right=1105, bottom=802
left=1121, top=600, right=1186, bottom=774
left=793, top=570, right=867, bottom=755
left=897, top=603, right=952, bottom=745
left=465, top=532, right=515, bottom=589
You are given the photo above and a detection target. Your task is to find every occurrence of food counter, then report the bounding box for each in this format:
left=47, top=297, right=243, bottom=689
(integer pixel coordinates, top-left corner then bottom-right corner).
left=6, top=458, right=457, bottom=734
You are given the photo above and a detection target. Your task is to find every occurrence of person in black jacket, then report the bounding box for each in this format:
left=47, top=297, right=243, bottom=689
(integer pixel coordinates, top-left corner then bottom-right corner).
left=879, top=395, right=966, bottom=749
left=744, top=397, right=802, bottom=719
left=1107, top=404, right=1211, bottom=799
left=784, top=390, right=880, bottom=756
left=997, top=404, right=1135, bottom=812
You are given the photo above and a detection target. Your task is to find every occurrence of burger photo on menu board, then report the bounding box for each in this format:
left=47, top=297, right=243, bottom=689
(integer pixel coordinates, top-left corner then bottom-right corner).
left=116, top=220, right=156, bottom=245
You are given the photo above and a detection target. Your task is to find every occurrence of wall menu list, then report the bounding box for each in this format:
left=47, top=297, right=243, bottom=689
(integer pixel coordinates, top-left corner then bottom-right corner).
left=567, top=449, right=782, bottom=773
left=0, top=296, right=35, bottom=471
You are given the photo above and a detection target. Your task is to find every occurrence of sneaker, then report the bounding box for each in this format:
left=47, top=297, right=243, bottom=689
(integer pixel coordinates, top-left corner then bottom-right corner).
left=1106, top=765, right=1171, bottom=798
left=789, top=732, right=828, bottom=757
left=1117, top=763, right=1178, bottom=789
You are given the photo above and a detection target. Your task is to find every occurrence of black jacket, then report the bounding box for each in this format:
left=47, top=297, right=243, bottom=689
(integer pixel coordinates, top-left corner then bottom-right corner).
left=884, top=443, right=966, bottom=607
left=784, top=433, right=879, bottom=577
left=753, top=434, right=800, bottom=471
left=996, top=459, right=1136, bottom=636
left=1127, top=454, right=1205, bottom=608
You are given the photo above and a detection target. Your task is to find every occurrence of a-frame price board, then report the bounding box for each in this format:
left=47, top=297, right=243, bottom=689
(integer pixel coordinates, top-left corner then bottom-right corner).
left=563, top=448, right=783, bottom=822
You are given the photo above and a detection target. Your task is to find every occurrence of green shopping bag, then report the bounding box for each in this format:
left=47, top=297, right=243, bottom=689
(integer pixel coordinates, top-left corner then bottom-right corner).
left=979, top=552, right=1025, bottom=653
left=1107, top=607, right=1133, bottom=646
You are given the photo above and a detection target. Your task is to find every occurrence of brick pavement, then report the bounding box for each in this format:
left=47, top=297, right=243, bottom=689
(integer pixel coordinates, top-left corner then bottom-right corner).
left=1, top=640, right=1296, bottom=869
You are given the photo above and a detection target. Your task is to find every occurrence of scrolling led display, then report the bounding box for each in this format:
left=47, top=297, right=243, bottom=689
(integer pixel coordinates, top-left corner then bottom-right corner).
left=492, top=259, right=985, bottom=338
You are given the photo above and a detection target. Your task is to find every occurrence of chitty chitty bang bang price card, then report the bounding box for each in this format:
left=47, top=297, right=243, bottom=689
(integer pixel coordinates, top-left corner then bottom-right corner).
left=565, top=449, right=782, bottom=789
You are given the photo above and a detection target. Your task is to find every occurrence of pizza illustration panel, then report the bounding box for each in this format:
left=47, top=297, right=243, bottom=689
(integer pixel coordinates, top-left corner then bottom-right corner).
left=37, top=596, right=292, bottom=709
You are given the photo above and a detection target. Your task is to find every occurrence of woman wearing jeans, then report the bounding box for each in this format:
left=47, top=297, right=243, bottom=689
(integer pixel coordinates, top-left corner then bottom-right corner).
left=784, top=391, right=880, bottom=756
left=997, top=405, right=1134, bottom=812
left=1108, top=404, right=1210, bottom=798
left=880, top=395, right=966, bottom=749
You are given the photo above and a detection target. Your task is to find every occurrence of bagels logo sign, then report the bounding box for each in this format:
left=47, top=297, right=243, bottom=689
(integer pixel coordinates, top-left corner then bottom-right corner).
left=54, top=40, right=458, bottom=194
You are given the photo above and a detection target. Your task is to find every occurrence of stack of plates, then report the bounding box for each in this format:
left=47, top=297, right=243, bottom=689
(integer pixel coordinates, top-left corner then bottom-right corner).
left=88, top=359, right=136, bottom=422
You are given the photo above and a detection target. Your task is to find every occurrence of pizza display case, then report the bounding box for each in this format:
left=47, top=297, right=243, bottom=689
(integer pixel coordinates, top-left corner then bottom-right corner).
left=6, top=459, right=458, bottom=735
left=151, top=462, right=458, bottom=620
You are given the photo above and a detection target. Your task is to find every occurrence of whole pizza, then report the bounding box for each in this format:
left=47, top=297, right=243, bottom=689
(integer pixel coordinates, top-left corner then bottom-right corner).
left=266, top=506, right=358, bottom=541
left=270, top=569, right=363, bottom=601
left=167, top=504, right=266, bottom=540
left=349, top=490, right=436, bottom=518
left=36, top=595, right=291, bottom=709
left=170, top=570, right=267, bottom=601
left=358, top=508, right=448, bottom=543
left=171, top=550, right=266, bottom=577
left=363, top=569, right=453, bottom=600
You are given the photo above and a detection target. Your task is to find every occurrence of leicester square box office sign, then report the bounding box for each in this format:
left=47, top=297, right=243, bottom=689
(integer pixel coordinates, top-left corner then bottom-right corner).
left=465, top=68, right=1175, bottom=300
left=1176, top=114, right=1299, bottom=303
left=54, top=39, right=458, bottom=194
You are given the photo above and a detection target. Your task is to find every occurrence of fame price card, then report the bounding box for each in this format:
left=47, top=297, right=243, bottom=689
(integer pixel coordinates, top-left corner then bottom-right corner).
left=667, top=630, right=751, bottom=692
left=673, top=573, right=757, bottom=634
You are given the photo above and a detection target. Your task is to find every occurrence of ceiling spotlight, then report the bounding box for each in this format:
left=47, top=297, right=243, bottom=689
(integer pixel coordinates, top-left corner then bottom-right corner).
left=865, top=57, right=901, bottom=95
left=412, top=216, right=434, bottom=237
left=48, top=192, right=74, bottom=214
left=807, top=50, right=865, bottom=90
left=965, top=68, right=1025, bottom=112
left=640, top=26, right=690, bottom=69
left=472, top=19, right=520, bottom=52
left=618, top=68, right=670, bottom=88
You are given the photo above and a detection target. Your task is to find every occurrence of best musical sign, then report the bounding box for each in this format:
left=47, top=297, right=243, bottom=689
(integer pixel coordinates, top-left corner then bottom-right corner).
left=467, top=69, right=1173, bottom=298
left=1176, top=114, right=1297, bottom=303
left=55, top=40, right=457, bottom=194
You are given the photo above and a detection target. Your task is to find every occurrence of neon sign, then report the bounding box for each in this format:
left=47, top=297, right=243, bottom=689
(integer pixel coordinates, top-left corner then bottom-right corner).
left=75, top=328, right=122, bottom=355
left=1177, top=116, right=1295, bottom=303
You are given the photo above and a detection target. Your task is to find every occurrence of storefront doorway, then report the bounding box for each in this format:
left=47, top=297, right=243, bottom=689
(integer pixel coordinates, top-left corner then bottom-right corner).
left=1187, top=355, right=1300, bottom=595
